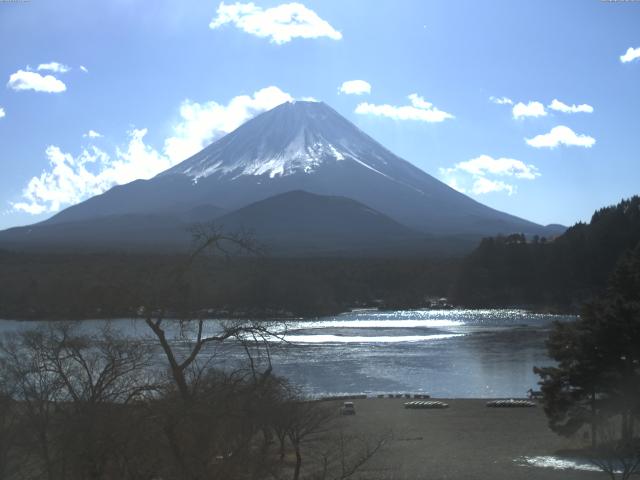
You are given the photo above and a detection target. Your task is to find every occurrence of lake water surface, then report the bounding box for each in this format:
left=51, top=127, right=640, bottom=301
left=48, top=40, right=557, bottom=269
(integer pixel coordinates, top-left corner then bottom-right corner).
left=0, top=309, right=575, bottom=398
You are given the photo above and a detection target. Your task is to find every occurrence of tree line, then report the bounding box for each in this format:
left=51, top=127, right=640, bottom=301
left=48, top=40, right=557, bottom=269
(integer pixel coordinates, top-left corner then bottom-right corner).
left=453, top=196, right=640, bottom=311
left=1, top=196, right=640, bottom=319
left=0, top=251, right=457, bottom=320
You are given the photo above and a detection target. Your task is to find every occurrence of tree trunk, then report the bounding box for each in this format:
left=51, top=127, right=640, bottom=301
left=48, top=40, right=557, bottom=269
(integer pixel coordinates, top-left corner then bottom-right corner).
left=293, top=444, right=302, bottom=480
left=261, top=427, right=272, bottom=452
left=621, top=410, right=633, bottom=445
left=170, top=364, right=190, bottom=401
left=39, top=429, right=55, bottom=480
left=145, top=318, right=190, bottom=400
left=277, top=433, right=286, bottom=461
left=164, top=422, right=196, bottom=480
left=591, top=391, right=597, bottom=449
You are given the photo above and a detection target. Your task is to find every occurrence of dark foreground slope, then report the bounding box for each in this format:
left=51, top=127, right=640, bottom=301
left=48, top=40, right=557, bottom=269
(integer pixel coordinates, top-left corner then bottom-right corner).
left=0, top=191, right=479, bottom=256
left=214, top=190, right=458, bottom=256
left=0, top=203, right=226, bottom=253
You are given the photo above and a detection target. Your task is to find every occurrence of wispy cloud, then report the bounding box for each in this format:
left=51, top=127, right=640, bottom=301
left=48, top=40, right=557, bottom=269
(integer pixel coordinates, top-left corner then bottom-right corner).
left=489, top=96, right=513, bottom=105
left=620, top=47, right=640, bottom=63
left=83, top=130, right=103, bottom=138
left=548, top=99, right=593, bottom=114
left=164, top=86, right=293, bottom=163
left=355, top=93, right=454, bottom=123
left=495, top=97, right=593, bottom=118
left=37, top=62, right=71, bottom=74
left=7, top=69, right=67, bottom=93
left=79, top=65, right=89, bottom=73
left=13, top=86, right=295, bottom=214
left=512, top=101, right=546, bottom=119
left=0, top=107, right=5, bottom=119
left=440, top=154, right=540, bottom=196
left=444, top=155, right=540, bottom=179
left=525, top=125, right=595, bottom=148
left=209, top=2, right=342, bottom=44
left=339, top=80, right=371, bottom=95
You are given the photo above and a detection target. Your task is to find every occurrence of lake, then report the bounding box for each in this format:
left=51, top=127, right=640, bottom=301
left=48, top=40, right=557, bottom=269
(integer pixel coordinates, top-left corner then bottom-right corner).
left=0, top=309, right=575, bottom=398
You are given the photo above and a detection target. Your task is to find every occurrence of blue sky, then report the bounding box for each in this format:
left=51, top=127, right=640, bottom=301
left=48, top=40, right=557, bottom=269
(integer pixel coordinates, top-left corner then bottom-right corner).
left=0, top=0, right=639, bottom=230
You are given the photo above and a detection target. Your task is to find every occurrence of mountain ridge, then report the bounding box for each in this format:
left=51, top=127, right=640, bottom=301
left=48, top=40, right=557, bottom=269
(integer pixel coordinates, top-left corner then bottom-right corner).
left=1, top=100, right=564, bottom=255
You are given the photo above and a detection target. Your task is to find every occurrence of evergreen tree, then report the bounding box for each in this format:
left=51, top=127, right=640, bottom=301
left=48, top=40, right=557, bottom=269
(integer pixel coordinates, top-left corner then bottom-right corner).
left=535, top=244, right=640, bottom=447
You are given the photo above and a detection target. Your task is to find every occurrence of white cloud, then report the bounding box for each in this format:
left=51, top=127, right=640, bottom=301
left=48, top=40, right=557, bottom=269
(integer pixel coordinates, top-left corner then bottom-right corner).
left=37, top=62, right=70, bottom=74
left=439, top=154, right=540, bottom=196
left=512, top=101, right=546, bottom=119
left=444, top=155, right=540, bottom=180
left=355, top=93, right=454, bottom=123
left=80, top=65, right=89, bottom=73
left=620, top=47, right=640, bottom=63
left=548, top=99, right=593, bottom=114
left=498, top=97, right=592, bottom=117
left=0, top=107, right=5, bottom=119
left=209, top=1, right=342, bottom=44
left=339, top=80, right=371, bottom=95
left=489, top=96, right=513, bottom=105
left=470, top=177, right=515, bottom=195
left=164, top=85, right=293, bottom=163
left=407, top=93, right=433, bottom=109
left=13, top=86, right=295, bottom=214
left=83, top=130, right=103, bottom=138
left=13, top=129, right=174, bottom=215
left=7, top=69, right=66, bottom=93
left=525, top=125, right=595, bottom=148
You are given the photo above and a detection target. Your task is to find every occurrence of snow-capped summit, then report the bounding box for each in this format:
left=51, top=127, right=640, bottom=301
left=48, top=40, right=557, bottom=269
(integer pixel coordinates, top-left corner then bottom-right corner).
left=161, top=101, right=404, bottom=182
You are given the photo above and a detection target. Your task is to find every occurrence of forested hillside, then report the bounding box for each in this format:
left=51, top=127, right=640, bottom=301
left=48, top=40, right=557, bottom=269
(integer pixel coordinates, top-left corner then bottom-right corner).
left=0, top=252, right=457, bottom=319
left=453, top=196, right=640, bottom=311
left=3, top=196, right=639, bottom=319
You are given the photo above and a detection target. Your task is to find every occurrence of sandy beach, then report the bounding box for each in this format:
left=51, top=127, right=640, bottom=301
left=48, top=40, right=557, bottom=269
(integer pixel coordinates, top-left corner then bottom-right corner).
left=324, top=398, right=602, bottom=480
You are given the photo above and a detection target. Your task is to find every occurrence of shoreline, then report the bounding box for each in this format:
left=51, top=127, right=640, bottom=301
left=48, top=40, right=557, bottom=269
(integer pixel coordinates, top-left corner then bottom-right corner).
left=0, top=305, right=578, bottom=322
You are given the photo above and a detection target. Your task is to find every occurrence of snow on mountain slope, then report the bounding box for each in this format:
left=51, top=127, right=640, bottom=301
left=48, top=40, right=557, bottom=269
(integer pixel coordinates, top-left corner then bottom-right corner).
left=160, top=101, right=411, bottom=187
left=37, top=100, right=557, bottom=239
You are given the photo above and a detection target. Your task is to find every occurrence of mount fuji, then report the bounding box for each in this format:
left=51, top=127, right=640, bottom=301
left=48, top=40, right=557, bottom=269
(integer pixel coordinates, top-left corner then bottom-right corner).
left=0, top=101, right=563, bottom=255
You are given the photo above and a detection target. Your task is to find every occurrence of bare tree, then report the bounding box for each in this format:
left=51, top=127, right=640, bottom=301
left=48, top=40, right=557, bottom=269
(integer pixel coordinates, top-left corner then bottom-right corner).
left=0, top=328, right=65, bottom=480
left=285, top=401, right=335, bottom=480
left=588, top=417, right=640, bottom=480
left=0, top=323, right=157, bottom=480
left=0, top=388, right=19, bottom=480
left=142, top=223, right=282, bottom=401
left=268, top=395, right=389, bottom=480
left=49, top=323, right=156, bottom=480
left=134, top=225, right=301, bottom=480
left=144, top=314, right=281, bottom=401
left=308, top=430, right=390, bottom=480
